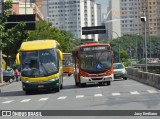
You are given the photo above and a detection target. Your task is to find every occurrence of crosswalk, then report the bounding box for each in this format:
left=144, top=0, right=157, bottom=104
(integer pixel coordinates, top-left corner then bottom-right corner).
left=0, top=89, right=159, bottom=104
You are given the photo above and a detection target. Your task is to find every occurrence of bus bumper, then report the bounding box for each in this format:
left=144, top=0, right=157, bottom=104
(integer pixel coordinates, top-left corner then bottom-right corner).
left=22, top=79, right=59, bottom=91
left=80, top=74, right=114, bottom=84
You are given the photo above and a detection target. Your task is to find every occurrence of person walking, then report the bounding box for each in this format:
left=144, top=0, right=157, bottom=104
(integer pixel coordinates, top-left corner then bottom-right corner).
left=15, top=69, right=20, bottom=82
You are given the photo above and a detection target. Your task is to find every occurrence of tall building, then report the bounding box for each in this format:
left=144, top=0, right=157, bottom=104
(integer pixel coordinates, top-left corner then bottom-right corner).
left=140, top=0, right=160, bottom=36
left=42, top=0, right=100, bottom=41
left=106, top=0, right=160, bottom=39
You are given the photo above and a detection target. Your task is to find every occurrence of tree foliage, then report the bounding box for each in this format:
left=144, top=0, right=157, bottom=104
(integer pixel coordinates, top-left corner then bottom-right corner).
left=109, top=34, right=160, bottom=62
left=0, top=0, right=28, bottom=67
left=28, top=21, right=79, bottom=53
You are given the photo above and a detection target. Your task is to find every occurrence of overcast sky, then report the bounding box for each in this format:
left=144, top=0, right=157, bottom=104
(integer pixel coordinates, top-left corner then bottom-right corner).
left=96, top=0, right=108, bottom=14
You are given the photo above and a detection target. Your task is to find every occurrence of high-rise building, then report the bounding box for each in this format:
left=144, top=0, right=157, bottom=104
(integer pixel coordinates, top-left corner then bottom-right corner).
left=42, top=0, right=100, bottom=41
left=140, top=0, right=160, bottom=36
left=106, top=0, right=160, bottom=39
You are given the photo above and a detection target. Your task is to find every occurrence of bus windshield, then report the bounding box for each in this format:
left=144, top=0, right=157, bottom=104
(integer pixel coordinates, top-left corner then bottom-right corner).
left=63, top=54, right=73, bottom=67
left=79, top=51, right=112, bottom=73
left=21, top=49, right=58, bottom=77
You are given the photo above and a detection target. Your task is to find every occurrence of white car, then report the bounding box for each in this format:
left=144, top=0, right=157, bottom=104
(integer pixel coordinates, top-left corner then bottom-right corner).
left=113, top=63, right=127, bottom=80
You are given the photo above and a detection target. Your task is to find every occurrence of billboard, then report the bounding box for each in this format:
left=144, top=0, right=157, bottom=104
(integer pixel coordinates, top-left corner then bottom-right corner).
left=5, top=14, right=35, bottom=30
left=82, top=26, right=106, bottom=35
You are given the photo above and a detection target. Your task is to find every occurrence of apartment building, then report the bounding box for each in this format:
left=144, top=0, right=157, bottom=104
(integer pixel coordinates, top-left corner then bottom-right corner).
left=140, top=0, right=160, bottom=36
left=106, top=0, right=160, bottom=39
left=9, top=0, right=44, bottom=21
left=42, top=0, right=100, bottom=41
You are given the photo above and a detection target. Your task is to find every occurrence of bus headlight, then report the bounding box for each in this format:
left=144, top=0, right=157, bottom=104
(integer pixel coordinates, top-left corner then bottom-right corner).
left=50, top=77, right=59, bottom=81
left=22, top=80, right=30, bottom=83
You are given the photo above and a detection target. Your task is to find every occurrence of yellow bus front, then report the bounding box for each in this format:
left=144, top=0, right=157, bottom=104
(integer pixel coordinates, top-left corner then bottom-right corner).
left=18, top=40, right=63, bottom=94
left=62, top=53, right=74, bottom=76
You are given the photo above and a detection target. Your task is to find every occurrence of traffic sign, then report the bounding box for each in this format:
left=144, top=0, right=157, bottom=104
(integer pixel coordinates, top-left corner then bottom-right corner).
left=82, top=25, right=106, bottom=35
left=5, top=14, right=35, bottom=30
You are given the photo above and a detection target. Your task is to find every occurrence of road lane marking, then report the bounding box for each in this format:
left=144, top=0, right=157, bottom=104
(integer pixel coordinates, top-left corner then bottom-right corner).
left=112, top=93, right=120, bottom=96
left=21, top=99, right=31, bottom=102
left=57, top=96, right=67, bottom=100
left=94, top=94, right=103, bottom=97
left=76, top=95, right=84, bottom=98
left=130, top=91, right=140, bottom=95
left=147, top=90, right=158, bottom=94
left=2, top=100, right=14, bottom=104
left=39, top=98, right=48, bottom=101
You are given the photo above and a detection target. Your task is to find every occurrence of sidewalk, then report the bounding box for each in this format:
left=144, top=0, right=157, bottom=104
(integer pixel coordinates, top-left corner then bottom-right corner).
left=0, top=82, right=7, bottom=87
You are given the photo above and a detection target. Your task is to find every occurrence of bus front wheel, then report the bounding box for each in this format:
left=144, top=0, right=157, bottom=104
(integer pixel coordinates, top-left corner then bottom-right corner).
left=55, top=86, right=60, bottom=92
left=106, top=81, right=111, bottom=86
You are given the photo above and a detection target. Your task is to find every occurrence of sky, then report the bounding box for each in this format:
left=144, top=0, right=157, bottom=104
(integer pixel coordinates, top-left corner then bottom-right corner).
left=96, top=0, right=108, bottom=14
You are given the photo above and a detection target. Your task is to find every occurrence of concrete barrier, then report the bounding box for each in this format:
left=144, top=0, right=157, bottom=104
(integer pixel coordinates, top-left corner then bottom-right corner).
left=126, top=68, right=160, bottom=89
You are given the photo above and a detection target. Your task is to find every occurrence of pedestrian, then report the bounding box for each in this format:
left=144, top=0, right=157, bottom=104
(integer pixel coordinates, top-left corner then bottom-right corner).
left=15, top=69, right=20, bottom=82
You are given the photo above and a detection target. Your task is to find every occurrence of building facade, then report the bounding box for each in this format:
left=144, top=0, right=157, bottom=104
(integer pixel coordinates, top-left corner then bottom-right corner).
left=10, top=0, right=44, bottom=21
left=42, top=0, right=100, bottom=41
left=106, top=0, right=160, bottom=39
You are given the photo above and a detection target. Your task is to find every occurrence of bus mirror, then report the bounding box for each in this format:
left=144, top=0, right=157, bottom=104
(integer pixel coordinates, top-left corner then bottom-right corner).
left=57, top=49, right=63, bottom=61
left=16, top=53, right=20, bottom=65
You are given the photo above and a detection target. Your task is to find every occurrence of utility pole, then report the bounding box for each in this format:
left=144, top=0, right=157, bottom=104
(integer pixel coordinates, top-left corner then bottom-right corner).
left=25, top=0, right=26, bottom=14
left=140, top=9, right=147, bottom=72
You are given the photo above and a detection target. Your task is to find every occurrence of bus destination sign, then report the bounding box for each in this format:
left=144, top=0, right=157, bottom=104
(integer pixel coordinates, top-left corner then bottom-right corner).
left=80, top=46, right=110, bottom=52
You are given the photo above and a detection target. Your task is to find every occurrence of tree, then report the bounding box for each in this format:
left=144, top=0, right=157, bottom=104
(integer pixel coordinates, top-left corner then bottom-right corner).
left=28, top=21, right=75, bottom=52
left=120, top=49, right=128, bottom=62
left=0, top=0, right=28, bottom=67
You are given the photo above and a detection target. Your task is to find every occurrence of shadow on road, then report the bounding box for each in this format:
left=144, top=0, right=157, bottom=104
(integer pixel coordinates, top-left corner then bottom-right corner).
left=0, top=90, right=58, bottom=97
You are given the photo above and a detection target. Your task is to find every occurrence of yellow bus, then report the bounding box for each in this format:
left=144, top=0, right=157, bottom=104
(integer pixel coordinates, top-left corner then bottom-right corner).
left=16, top=40, right=63, bottom=94
left=62, top=53, right=74, bottom=76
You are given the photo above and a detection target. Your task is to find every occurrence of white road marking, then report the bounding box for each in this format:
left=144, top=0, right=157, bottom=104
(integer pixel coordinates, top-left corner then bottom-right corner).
left=130, top=91, right=140, bottom=95
left=2, top=100, right=14, bottom=104
left=57, top=96, right=67, bottom=100
left=94, top=94, right=103, bottom=97
left=76, top=95, right=84, bottom=98
left=112, top=93, right=120, bottom=96
left=98, top=86, right=100, bottom=88
left=147, top=90, right=158, bottom=94
left=21, top=99, right=31, bottom=102
left=39, top=98, right=48, bottom=101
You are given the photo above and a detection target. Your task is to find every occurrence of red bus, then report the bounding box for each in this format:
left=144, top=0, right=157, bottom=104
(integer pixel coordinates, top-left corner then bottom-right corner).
left=72, top=42, right=114, bottom=87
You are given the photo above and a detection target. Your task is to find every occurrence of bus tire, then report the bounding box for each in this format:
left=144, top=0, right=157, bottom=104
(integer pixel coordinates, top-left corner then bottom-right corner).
left=55, top=86, right=60, bottom=92
left=75, top=82, right=79, bottom=86
left=60, top=84, right=63, bottom=89
left=80, top=83, right=86, bottom=87
left=25, top=90, right=30, bottom=95
left=106, top=81, right=111, bottom=86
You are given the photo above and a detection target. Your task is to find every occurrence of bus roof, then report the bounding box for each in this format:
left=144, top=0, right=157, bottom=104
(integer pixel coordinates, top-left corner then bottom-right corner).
left=19, top=40, right=60, bottom=51
left=73, top=42, right=111, bottom=51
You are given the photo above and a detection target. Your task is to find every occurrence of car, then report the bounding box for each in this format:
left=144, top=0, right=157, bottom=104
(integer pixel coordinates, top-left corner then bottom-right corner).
left=113, top=63, right=127, bottom=80
left=3, top=67, right=15, bottom=83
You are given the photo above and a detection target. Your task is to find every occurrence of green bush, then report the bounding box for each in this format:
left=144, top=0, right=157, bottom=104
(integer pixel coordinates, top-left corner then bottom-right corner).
left=122, top=61, right=131, bottom=67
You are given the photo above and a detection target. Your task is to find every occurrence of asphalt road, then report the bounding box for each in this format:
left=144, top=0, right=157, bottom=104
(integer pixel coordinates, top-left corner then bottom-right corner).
left=0, top=75, right=160, bottom=119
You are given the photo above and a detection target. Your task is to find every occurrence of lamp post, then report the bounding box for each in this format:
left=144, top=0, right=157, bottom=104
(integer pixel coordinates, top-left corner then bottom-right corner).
left=149, top=27, right=152, bottom=58
left=140, top=9, right=147, bottom=72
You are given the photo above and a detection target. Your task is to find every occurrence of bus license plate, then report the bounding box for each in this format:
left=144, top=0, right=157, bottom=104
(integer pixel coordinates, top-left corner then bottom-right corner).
left=38, top=85, right=44, bottom=88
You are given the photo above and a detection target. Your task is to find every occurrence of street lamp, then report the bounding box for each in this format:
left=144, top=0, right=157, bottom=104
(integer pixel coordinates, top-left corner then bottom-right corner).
left=149, top=27, right=152, bottom=58
left=140, top=10, right=147, bottom=72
